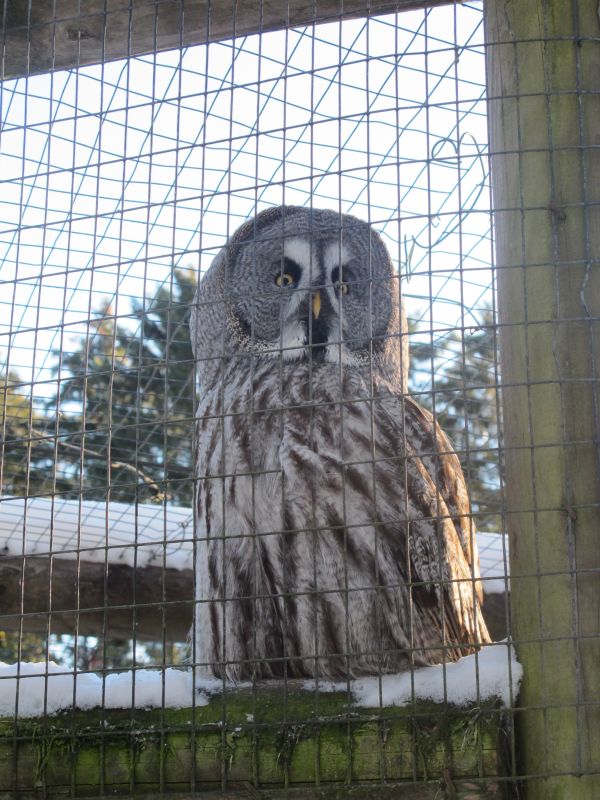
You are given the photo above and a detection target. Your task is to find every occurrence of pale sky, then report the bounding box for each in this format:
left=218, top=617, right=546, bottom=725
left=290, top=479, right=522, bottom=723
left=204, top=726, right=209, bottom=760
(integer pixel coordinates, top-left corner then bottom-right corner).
left=0, top=1, right=491, bottom=400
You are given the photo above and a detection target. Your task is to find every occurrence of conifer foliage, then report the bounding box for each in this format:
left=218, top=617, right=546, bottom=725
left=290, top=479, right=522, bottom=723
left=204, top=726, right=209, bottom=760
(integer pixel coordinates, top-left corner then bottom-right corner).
left=47, top=268, right=197, bottom=506
left=0, top=372, right=57, bottom=497
left=409, top=306, right=501, bottom=531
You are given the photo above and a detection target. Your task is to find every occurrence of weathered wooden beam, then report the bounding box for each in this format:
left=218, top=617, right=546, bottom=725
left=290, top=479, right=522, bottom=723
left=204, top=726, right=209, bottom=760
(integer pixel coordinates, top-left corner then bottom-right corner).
left=0, top=687, right=509, bottom=798
left=0, top=556, right=508, bottom=644
left=484, top=0, right=600, bottom=796
left=0, top=557, right=193, bottom=642
left=1, top=0, right=456, bottom=81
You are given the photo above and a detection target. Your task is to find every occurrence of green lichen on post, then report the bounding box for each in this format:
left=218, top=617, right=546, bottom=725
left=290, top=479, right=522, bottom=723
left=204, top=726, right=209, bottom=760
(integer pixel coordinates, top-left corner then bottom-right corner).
left=0, top=687, right=509, bottom=798
left=485, top=0, right=600, bottom=796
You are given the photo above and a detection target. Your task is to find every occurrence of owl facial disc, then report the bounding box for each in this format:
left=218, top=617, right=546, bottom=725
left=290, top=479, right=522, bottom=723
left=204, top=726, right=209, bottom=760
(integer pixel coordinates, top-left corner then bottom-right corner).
left=191, top=205, right=409, bottom=391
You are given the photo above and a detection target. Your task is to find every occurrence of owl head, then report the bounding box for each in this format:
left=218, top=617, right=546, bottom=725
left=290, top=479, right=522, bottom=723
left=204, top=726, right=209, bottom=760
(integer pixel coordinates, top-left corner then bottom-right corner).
left=191, top=206, right=408, bottom=390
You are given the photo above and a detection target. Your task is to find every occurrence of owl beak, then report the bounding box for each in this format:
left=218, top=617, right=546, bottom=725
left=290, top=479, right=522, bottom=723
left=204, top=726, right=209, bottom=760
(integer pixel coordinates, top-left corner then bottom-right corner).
left=311, top=290, right=322, bottom=320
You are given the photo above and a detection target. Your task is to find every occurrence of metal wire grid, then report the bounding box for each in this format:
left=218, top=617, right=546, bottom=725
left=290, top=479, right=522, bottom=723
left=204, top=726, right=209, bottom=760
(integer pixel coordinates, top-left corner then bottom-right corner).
left=0, top=1, right=515, bottom=796
left=0, top=5, right=491, bottom=388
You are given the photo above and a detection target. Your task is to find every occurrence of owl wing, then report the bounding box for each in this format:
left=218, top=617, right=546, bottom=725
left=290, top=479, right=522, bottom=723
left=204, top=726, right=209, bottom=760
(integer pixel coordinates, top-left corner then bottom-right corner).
left=401, top=396, right=484, bottom=604
left=377, top=392, right=489, bottom=651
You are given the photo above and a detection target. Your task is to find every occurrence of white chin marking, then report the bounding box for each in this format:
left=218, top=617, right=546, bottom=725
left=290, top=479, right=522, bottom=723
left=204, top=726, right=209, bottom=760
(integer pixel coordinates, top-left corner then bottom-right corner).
left=280, top=324, right=306, bottom=361
left=279, top=343, right=355, bottom=365
left=282, top=346, right=308, bottom=362
left=326, top=343, right=355, bottom=365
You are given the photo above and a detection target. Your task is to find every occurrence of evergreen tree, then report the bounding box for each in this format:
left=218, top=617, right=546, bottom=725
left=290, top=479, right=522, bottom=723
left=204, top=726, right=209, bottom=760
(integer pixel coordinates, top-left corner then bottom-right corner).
left=0, top=630, right=48, bottom=663
left=0, top=371, right=60, bottom=497
left=47, top=267, right=197, bottom=506
left=1, top=269, right=198, bottom=667
left=409, top=306, right=502, bottom=531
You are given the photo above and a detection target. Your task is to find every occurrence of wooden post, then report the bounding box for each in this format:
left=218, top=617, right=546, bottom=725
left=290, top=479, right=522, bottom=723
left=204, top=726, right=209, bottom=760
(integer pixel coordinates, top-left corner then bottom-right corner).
left=484, top=1, right=600, bottom=797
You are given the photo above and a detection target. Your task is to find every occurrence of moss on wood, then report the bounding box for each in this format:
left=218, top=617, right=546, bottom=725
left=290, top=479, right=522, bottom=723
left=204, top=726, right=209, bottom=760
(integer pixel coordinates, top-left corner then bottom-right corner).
left=0, top=685, right=510, bottom=798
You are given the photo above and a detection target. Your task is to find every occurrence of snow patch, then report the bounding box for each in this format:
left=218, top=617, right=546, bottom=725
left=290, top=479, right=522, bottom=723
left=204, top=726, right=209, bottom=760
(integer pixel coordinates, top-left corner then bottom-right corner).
left=0, top=662, right=213, bottom=718
left=304, top=641, right=522, bottom=708
left=1, top=643, right=521, bottom=718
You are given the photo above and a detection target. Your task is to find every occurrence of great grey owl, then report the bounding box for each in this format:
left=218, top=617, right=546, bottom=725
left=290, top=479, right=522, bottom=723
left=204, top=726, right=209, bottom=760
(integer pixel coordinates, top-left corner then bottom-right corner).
left=190, top=205, right=490, bottom=681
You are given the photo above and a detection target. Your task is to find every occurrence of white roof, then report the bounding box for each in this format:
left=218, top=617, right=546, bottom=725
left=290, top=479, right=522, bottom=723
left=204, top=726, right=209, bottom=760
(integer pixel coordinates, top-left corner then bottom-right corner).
left=0, top=495, right=194, bottom=571
left=477, top=531, right=510, bottom=594
left=0, top=496, right=509, bottom=591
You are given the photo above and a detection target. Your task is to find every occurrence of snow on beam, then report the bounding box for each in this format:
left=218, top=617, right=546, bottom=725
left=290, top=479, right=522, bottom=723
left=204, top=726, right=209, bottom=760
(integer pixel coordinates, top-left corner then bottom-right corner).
left=0, top=496, right=194, bottom=642
left=1, top=0, right=458, bottom=81
left=0, top=642, right=522, bottom=717
left=0, top=496, right=194, bottom=569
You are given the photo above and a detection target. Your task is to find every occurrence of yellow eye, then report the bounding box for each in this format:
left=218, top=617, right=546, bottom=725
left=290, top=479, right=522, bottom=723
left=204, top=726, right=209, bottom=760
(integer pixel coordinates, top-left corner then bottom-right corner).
left=335, top=281, right=349, bottom=295
left=275, top=273, right=294, bottom=287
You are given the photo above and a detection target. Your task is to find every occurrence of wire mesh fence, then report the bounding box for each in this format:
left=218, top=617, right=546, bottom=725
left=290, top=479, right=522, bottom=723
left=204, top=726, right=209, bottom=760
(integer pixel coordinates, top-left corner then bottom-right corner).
left=0, top=0, right=597, bottom=796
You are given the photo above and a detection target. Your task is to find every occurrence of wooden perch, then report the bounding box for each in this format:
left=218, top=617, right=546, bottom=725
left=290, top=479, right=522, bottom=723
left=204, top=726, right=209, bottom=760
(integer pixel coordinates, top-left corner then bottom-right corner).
left=0, top=685, right=509, bottom=799
left=0, top=556, right=193, bottom=642
left=0, top=554, right=507, bottom=644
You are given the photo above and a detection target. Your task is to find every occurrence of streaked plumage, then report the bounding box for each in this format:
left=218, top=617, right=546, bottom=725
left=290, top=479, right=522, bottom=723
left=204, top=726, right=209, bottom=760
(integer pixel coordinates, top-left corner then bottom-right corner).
left=190, top=206, right=490, bottom=681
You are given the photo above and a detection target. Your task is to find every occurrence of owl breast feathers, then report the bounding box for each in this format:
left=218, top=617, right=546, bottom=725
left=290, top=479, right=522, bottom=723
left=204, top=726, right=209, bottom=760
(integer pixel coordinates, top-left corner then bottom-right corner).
left=190, top=205, right=490, bottom=681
